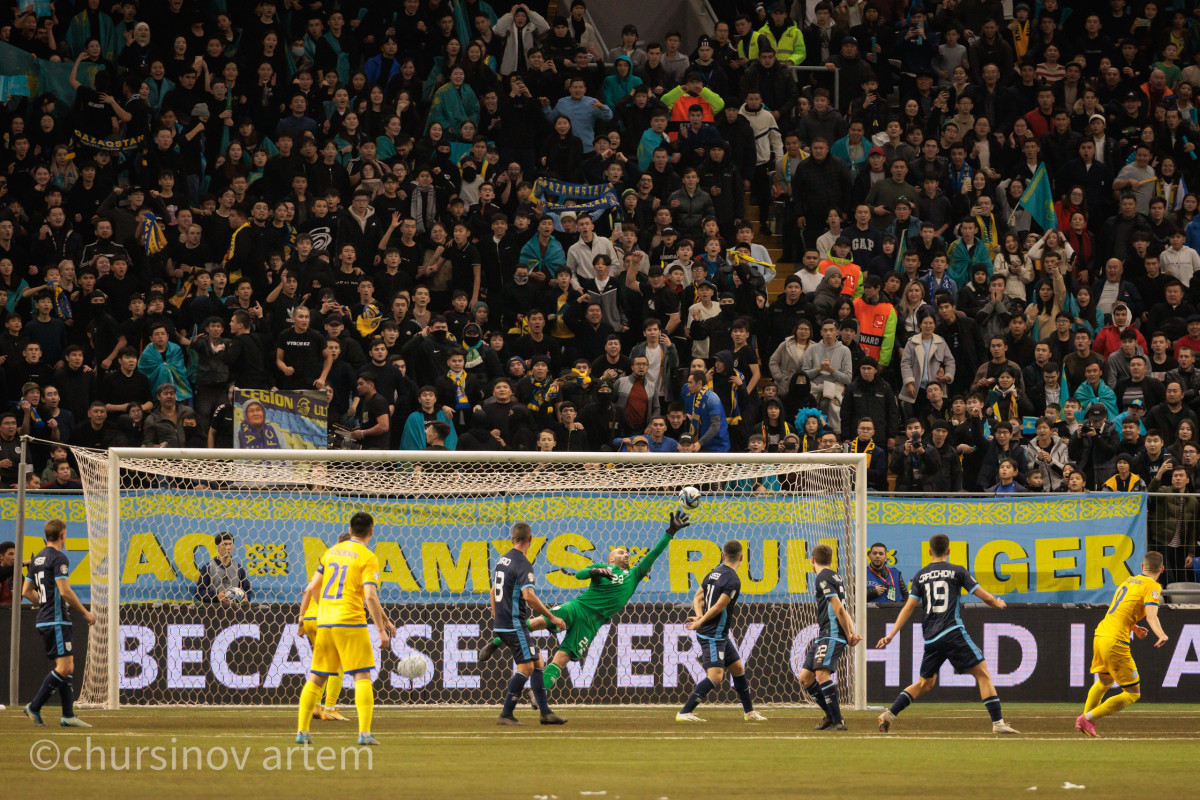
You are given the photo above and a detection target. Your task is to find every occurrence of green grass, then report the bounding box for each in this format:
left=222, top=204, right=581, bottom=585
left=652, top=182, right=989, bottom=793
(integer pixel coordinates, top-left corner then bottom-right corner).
left=2, top=704, right=1195, bottom=798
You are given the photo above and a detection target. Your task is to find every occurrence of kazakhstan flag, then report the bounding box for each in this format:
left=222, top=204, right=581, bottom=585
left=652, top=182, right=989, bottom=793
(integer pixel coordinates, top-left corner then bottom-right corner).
left=1019, top=162, right=1057, bottom=232
left=0, top=42, right=96, bottom=116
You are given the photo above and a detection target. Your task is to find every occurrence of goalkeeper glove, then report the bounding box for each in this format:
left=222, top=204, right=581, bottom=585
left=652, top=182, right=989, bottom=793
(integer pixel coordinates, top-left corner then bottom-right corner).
left=589, top=567, right=614, bottom=580
left=666, top=511, right=691, bottom=536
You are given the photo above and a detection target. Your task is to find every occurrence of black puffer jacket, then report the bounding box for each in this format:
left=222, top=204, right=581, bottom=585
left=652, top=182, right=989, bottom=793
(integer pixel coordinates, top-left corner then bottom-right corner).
left=792, top=154, right=853, bottom=226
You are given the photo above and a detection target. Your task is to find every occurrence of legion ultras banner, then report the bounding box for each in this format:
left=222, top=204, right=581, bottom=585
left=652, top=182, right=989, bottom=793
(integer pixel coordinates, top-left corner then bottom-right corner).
left=231, top=389, right=328, bottom=450
left=6, top=492, right=1145, bottom=605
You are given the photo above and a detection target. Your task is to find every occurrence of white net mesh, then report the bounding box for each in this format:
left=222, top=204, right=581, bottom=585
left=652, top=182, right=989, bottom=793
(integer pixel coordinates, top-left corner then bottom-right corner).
left=70, top=448, right=862, bottom=709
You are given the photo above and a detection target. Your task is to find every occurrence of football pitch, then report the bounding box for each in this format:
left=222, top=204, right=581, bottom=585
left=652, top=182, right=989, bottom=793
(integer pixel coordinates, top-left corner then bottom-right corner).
left=2, top=704, right=1194, bottom=798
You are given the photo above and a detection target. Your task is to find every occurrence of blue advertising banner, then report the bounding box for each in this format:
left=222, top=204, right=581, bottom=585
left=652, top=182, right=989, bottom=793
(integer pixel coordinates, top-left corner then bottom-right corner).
left=5, top=492, right=1145, bottom=605
left=870, top=494, right=1147, bottom=604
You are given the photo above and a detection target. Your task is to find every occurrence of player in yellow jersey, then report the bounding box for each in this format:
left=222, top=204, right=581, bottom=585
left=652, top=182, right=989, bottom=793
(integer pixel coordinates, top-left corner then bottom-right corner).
left=298, top=532, right=352, bottom=722
left=296, top=512, right=394, bottom=746
left=1076, top=551, right=1169, bottom=737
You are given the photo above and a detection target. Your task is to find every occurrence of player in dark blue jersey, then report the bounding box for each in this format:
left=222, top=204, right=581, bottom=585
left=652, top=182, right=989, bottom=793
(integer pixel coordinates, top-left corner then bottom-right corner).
left=677, top=541, right=766, bottom=723
left=876, top=533, right=1019, bottom=734
left=491, top=522, right=567, bottom=726
left=21, top=519, right=95, bottom=727
left=797, top=544, right=862, bottom=731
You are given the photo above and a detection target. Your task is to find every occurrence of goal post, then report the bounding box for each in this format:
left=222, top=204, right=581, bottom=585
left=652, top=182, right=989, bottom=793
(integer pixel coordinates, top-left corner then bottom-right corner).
left=71, top=447, right=867, bottom=710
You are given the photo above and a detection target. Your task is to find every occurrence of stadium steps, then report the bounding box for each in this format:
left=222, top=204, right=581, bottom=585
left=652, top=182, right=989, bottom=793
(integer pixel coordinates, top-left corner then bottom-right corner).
left=745, top=190, right=788, bottom=300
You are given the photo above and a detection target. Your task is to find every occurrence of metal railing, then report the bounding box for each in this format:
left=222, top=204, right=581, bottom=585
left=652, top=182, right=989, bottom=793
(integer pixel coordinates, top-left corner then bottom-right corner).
left=790, top=64, right=840, bottom=112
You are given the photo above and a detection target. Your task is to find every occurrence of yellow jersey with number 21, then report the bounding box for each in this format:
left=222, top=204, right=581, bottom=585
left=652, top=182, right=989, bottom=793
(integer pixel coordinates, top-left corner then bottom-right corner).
left=1094, top=575, right=1162, bottom=641
left=316, top=540, right=381, bottom=628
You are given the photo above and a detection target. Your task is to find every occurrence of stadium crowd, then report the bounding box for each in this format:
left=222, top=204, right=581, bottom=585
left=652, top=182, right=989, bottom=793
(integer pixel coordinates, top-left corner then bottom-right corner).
left=1, top=0, right=1200, bottom=527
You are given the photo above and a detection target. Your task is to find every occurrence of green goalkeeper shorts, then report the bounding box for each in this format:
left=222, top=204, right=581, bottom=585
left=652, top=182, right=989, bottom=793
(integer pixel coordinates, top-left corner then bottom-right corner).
left=543, top=600, right=605, bottom=661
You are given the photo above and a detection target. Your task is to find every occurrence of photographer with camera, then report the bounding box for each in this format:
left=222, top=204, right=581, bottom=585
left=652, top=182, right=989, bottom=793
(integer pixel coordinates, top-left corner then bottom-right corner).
left=1068, top=403, right=1121, bottom=490
left=889, top=417, right=940, bottom=491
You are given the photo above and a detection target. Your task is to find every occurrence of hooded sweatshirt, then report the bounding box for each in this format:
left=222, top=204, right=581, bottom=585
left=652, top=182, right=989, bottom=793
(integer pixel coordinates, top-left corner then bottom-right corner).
left=602, top=56, right=643, bottom=111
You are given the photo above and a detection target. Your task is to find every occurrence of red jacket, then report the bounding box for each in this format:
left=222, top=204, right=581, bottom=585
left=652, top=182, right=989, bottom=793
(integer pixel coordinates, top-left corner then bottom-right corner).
left=1093, top=325, right=1147, bottom=359
left=1174, top=334, right=1200, bottom=359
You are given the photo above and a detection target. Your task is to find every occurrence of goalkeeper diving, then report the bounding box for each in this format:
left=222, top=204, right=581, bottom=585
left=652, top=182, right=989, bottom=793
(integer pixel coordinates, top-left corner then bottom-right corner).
left=481, top=510, right=691, bottom=688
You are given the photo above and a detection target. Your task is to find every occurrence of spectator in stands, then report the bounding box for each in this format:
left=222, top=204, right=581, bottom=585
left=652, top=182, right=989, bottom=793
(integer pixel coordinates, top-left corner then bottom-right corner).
left=0, top=540, right=14, bottom=605
left=1070, top=403, right=1121, bottom=489
left=138, top=323, right=191, bottom=402
left=5, top=0, right=1200, bottom=502
left=143, top=383, right=199, bottom=448
left=276, top=306, right=332, bottom=391
left=890, top=417, right=939, bottom=491
left=42, top=460, right=83, bottom=490
left=351, top=372, right=391, bottom=449
left=1147, top=464, right=1198, bottom=585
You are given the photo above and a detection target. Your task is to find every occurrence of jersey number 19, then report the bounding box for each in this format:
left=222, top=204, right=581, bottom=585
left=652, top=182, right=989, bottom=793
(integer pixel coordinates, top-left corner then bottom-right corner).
left=926, top=580, right=950, bottom=614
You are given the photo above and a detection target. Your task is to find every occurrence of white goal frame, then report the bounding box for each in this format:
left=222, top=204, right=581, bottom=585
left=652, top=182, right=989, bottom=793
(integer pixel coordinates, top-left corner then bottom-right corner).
left=98, top=448, right=869, bottom=710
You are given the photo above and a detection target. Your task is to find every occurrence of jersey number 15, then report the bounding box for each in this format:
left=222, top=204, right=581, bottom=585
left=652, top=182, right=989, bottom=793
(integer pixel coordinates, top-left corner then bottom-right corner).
left=33, top=570, right=50, bottom=604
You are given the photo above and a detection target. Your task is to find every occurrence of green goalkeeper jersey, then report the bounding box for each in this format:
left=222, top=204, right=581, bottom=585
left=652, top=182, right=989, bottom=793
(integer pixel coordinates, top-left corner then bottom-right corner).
left=568, top=531, right=672, bottom=620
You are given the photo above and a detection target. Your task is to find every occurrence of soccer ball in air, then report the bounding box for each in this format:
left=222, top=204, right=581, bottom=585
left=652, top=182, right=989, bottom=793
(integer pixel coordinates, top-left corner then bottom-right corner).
left=398, top=655, right=427, bottom=679
left=678, top=486, right=702, bottom=511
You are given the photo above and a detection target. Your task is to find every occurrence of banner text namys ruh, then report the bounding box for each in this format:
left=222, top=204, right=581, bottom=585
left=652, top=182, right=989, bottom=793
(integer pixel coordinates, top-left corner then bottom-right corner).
left=6, top=492, right=1144, bottom=605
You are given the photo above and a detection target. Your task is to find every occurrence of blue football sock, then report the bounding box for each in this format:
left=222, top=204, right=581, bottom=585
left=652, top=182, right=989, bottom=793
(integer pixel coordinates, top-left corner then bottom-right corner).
left=31, top=671, right=63, bottom=713
left=890, top=690, right=914, bottom=717
left=530, top=669, right=551, bottom=714
left=804, top=680, right=830, bottom=716
left=983, top=695, right=1003, bottom=723
left=681, top=678, right=715, bottom=713
left=820, top=680, right=842, bottom=723
left=501, top=672, right=528, bottom=718
left=58, top=673, right=75, bottom=717
left=732, top=673, right=753, bottom=713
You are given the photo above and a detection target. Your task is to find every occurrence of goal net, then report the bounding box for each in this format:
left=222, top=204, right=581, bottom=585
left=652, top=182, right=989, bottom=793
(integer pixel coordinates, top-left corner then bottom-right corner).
left=69, top=448, right=866, bottom=709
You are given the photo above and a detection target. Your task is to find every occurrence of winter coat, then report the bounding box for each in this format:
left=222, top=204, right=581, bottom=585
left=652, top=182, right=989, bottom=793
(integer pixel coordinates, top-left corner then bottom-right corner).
left=899, top=334, right=955, bottom=403
left=1022, top=434, right=1070, bottom=490
left=769, top=336, right=811, bottom=397
left=840, top=375, right=902, bottom=440
left=492, top=11, right=551, bottom=76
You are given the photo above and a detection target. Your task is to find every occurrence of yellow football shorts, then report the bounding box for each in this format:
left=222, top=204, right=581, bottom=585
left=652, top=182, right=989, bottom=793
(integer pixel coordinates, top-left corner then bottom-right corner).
left=302, top=620, right=318, bottom=642
left=1090, top=635, right=1140, bottom=688
left=312, top=626, right=376, bottom=676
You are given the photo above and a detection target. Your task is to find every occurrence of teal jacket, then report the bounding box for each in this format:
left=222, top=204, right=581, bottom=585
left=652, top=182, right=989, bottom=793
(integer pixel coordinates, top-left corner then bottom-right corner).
left=830, top=135, right=869, bottom=176
left=602, top=56, right=643, bottom=111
